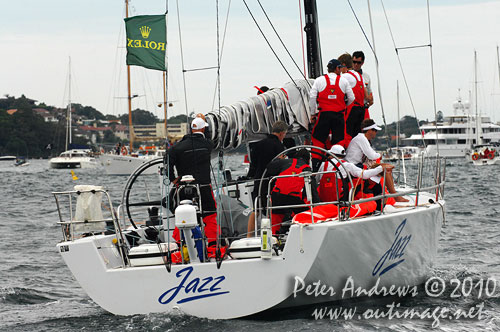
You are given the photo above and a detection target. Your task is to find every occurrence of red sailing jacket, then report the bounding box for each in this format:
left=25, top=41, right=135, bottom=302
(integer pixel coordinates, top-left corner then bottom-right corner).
left=347, top=71, right=365, bottom=107
left=272, top=158, right=310, bottom=198
left=317, top=74, right=346, bottom=112
left=318, top=160, right=359, bottom=202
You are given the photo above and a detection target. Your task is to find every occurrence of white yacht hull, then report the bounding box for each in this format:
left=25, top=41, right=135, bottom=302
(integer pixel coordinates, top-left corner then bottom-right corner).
left=425, top=144, right=469, bottom=158
left=49, top=157, right=99, bottom=169
left=57, top=199, right=444, bottom=319
left=100, top=154, right=162, bottom=175
left=472, top=157, right=500, bottom=166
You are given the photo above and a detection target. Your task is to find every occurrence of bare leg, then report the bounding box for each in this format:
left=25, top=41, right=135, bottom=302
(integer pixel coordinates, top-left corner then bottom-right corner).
left=247, top=212, right=256, bottom=238
left=384, top=170, right=409, bottom=202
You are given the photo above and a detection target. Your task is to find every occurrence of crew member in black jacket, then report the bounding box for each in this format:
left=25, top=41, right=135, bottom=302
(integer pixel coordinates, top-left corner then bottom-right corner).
left=167, top=117, right=218, bottom=246
left=246, top=120, right=287, bottom=237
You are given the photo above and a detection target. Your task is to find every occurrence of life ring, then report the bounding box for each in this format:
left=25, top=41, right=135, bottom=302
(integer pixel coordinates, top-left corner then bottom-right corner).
left=472, top=153, right=479, bottom=161
left=121, top=146, right=128, bottom=155
left=488, top=152, right=495, bottom=160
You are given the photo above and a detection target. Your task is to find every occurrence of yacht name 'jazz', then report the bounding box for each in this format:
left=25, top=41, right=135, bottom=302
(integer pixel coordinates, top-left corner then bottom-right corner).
left=158, top=266, right=229, bottom=304
left=372, top=219, right=412, bottom=276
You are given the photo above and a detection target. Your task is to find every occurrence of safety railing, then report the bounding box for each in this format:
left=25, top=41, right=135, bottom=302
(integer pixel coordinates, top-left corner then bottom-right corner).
left=252, top=146, right=446, bottom=229
left=53, top=188, right=128, bottom=267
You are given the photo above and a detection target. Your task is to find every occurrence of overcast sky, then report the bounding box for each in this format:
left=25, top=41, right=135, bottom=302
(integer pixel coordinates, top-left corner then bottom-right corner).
left=1, top=0, right=500, bottom=125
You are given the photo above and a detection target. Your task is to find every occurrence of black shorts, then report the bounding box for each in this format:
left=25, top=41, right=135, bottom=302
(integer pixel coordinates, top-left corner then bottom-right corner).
left=311, top=111, right=345, bottom=146
left=345, top=105, right=366, bottom=138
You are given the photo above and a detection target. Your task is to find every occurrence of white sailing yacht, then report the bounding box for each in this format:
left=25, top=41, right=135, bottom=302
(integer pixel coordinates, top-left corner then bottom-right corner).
left=467, top=49, right=500, bottom=165
left=49, top=58, right=98, bottom=169
left=52, top=0, right=446, bottom=319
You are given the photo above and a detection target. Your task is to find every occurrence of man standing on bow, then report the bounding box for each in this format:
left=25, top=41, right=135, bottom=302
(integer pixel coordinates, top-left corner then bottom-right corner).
left=309, top=58, right=354, bottom=171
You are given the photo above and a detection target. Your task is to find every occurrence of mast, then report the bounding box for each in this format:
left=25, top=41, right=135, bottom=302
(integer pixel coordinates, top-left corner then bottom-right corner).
left=303, top=0, right=322, bottom=78
left=497, top=45, right=500, bottom=102
left=474, top=50, right=480, bottom=145
left=66, top=57, right=72, bottom=151
left=163, top=71, right=168, bottom=141
left=126, top=0, right=134, bottom=152
left=396, top=80, right=400, bottom=151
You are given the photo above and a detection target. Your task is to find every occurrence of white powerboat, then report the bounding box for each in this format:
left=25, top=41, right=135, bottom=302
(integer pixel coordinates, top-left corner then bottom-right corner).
left=100, top=147, right=165, bottom=175
left=49, top=149, right=98, bottom=169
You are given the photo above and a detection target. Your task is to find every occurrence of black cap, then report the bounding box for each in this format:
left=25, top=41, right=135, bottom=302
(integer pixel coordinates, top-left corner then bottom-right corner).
left=327, top=59, right=343, bottom=70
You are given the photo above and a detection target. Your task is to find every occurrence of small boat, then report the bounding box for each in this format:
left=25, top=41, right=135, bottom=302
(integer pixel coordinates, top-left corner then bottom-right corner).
left=14, top=157, right=30, bottom=167
left=382, top=147, right=421, bottom=162
left=49, top=149, right=98, bottom=169
left=49, top=58, right=99, bottom=170
left=469, top=144, right=500, bottom=165
left=100, top=146, right=165, bottom=175
left=0, top=156, right=16, bottom=161
left=466, top=50, right=500, bottom=166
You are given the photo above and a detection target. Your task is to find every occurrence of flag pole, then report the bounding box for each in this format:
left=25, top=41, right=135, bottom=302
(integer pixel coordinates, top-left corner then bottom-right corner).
left=164, top=2, right=169, bottom=142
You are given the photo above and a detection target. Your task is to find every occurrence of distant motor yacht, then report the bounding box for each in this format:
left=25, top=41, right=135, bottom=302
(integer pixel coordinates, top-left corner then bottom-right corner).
left=49, top=149, right=99, bottom=169
left=404, top=98, right=500, bottom=158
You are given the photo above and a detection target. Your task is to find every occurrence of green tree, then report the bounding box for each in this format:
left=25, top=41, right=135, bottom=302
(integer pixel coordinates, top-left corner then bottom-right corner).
left=119, top=108, right=159, bottom=125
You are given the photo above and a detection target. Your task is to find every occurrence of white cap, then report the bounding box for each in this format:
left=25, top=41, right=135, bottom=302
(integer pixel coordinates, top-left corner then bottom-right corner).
left=191, top=117, right=209, bottom=130
left=329, top=144, right=346, bottom=156
left=362, top=123, right=382, bottom=131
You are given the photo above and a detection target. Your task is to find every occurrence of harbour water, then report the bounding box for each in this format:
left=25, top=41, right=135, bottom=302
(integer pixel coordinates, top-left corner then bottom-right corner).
left=0, top=158, right=499, bottom=331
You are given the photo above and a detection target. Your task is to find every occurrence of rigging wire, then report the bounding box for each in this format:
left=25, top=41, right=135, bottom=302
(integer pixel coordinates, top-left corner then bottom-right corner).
left=256, top=0, right=310, bottom=86
left=175, top=0, right=189, bottom=117
left=346, top=0, right=388, bottom=140
left=215, top=0, right=225, bottom=268
left=379, top=0, right=427, bottom=148
left=298, top=0, right=307, bottom=78
left=211, top=0, right=232, bottom=112
left=426, top=0, right=439, bottom=156
left=242, top=0, right=300, bottom=89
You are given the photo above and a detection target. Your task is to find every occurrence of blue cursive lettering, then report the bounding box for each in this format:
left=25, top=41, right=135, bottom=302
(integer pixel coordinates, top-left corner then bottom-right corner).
left=158, top=266, right=229, bottom=305
left=372, top=219, right=412, bottom=276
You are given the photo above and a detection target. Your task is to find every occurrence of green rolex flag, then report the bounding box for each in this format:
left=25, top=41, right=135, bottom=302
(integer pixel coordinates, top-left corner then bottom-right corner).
left=124, top=15, right=166, bottom=71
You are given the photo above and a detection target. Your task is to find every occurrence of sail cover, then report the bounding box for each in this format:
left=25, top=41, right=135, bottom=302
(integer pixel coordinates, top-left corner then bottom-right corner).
left=205, top=79, right=313, bottom=151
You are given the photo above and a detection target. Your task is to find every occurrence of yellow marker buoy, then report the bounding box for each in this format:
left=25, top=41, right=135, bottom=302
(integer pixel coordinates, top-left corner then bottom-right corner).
left=71, top=170, right=79, bottom=181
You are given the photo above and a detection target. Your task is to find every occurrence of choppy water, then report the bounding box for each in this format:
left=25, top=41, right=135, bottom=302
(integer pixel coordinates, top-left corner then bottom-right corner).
left=0, top=158, right=499, bottom=331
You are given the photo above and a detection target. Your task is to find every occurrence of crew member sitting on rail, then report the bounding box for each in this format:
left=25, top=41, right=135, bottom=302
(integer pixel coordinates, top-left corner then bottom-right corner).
left=309, top=59, right=354, bottom=172
left=316, top=145, right=394, bottom=204
left=345, top=119, right=409, bottom=204
left=265, top=149, right=320, bottom=234
left=167, top=117, right=220, bottom=254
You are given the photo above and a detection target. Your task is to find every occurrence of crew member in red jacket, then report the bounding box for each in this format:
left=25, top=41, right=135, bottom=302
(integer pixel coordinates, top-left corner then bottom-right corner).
left=309, top=59, right=355, bottom=172
left=265, top=149, right=319, bottom=234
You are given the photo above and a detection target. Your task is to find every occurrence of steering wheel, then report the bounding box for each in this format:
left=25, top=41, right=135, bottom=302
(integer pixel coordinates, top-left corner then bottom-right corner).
left=122, top=158, right=165, bottom=229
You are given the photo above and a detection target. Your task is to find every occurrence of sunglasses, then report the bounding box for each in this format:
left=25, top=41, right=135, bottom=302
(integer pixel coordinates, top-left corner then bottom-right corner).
left=353, top=60, right=363, bottom=64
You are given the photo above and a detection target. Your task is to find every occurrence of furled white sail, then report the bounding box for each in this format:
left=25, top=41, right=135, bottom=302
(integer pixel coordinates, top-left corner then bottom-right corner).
left=205, top=79, right=313, bottom=150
